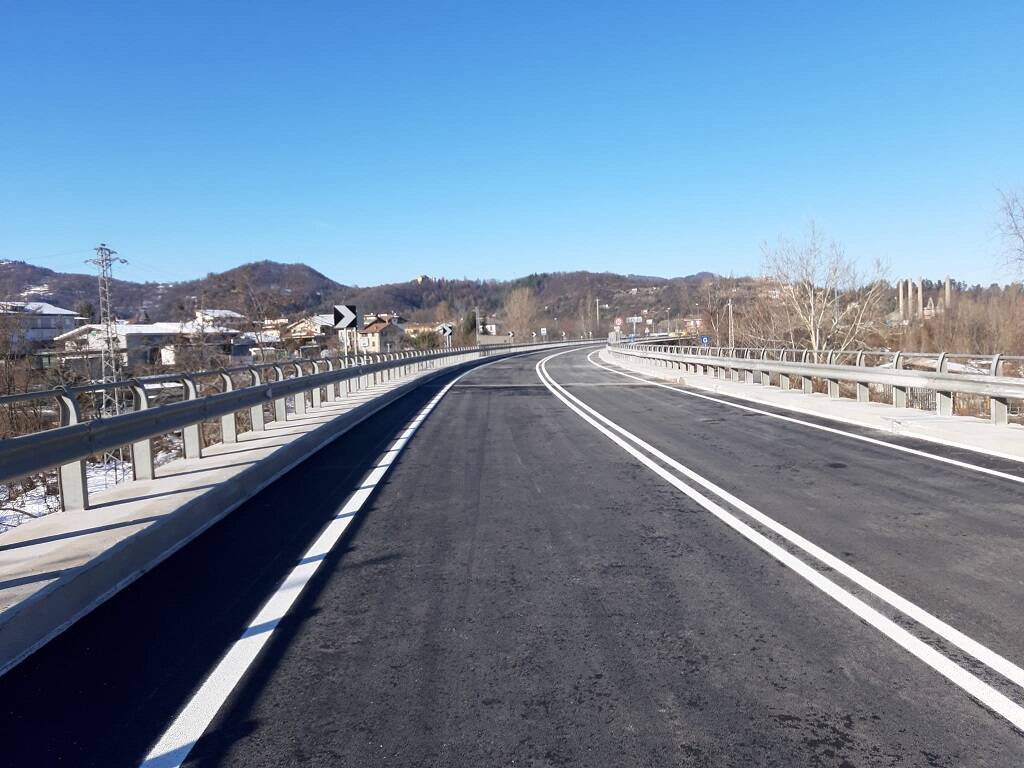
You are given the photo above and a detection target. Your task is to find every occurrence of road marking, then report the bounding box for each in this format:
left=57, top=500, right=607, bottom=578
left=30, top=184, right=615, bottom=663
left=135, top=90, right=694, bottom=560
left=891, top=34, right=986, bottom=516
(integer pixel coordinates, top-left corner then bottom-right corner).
left=537, top=348, right=1024, bottom=732
left=587, top=350, right=1024, bottom=486
left=140, top=355, right=520, bottom=768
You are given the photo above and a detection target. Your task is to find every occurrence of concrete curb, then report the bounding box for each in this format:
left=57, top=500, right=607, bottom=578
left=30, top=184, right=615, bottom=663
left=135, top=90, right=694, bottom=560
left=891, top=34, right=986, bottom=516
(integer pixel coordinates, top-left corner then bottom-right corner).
left=599, top=348, right=1024, bottom=465
left=0, top=356, right=483, bottom=677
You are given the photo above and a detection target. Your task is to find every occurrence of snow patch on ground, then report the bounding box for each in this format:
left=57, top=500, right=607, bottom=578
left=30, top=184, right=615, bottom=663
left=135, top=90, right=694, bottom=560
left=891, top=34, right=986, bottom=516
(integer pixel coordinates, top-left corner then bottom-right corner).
left=0, top=435, right=184, bottom=534
left=19, top=283, right=51, bottom=296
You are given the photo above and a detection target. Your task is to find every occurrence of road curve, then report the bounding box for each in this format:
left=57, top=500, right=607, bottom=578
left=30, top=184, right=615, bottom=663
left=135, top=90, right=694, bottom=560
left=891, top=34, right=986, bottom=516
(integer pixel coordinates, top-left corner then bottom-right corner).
left=0, top=346, right=1021, bottom=766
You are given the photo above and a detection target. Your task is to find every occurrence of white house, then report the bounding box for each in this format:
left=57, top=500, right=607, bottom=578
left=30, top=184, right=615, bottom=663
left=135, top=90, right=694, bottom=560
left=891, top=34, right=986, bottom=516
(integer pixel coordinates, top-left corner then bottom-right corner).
left=1, top=301, right=82, bottom=348
left=55, top=320, right=238, bottom=368
left=194, top=308, right=248, bottom=330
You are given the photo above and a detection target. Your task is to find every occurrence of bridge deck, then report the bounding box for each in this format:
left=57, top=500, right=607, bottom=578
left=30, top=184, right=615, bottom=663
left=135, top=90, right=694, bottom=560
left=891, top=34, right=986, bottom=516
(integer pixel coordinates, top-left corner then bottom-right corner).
left=0, top=365, right=445, bottom=675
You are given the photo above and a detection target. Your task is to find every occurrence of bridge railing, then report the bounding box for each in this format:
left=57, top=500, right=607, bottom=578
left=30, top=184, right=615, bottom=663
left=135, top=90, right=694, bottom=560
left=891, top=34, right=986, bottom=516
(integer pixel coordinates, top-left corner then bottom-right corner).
left=608, top=342, right=1024, bottom=427
left=0, top=340, right=587, bottom=513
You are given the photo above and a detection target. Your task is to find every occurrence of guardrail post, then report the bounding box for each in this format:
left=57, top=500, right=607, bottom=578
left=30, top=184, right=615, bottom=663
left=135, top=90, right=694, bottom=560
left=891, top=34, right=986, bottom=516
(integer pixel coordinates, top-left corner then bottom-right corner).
left=826, top=351, right=840, bottom=399
left=935, top=353, right=953, bottom=416
left=272, top=365, right=287, bottom=421
left=854, top=351, right=869, bottom=402
left=292, top=362, right=308, bottom=416
left=990, top=354, right=1008, bottom=425
left=127, top=379, right=156, bottom=481
left=798, top=351, right=812, bottom=393
left=891, top=352, right=907, bottom=408
left=323, top=360, right=337, bottom=402
left=55, top=387, right=89, bottom=510
left=181, top=375, right=203, bottom=460
left=248, top=367, right=266, bottom=431
left=218, top=370, right=238, bottom=443
left=310, top=361, right=323, bottom=409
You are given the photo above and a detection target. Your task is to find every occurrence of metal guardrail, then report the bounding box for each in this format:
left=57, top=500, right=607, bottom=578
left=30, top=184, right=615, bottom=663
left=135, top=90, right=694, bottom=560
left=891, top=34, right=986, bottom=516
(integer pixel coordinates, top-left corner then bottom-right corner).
left=608, top=342, right=1024, bottom=426
left=1, top=340, right=588, bottom=512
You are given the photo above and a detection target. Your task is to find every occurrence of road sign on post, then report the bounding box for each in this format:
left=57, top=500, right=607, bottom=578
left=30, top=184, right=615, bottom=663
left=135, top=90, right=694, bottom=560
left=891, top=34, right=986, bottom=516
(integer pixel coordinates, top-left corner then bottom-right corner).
left=437, top=323, right=454, bottom=348
left=333, top=305, right=357, bottom=329
left=614, top=317, right=623, bottom=329
left=700, top=335, right=710, bottom=346
left=540, top=327, right=547, bottom=337
left=333, top=305, right=357, bottom=356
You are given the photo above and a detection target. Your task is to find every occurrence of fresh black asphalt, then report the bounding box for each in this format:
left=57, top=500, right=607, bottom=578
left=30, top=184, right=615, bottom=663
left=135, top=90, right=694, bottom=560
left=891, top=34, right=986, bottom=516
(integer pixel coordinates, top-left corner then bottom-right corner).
left=1, top=346, right=1022, bottom=766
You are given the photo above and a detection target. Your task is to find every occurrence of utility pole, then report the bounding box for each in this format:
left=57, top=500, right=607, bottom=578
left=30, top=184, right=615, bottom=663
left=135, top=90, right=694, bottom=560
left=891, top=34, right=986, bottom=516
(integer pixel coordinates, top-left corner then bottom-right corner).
left=727, top=298, right=734, bottom=348
left=87, top=244, right=127, bottom=391
left=86, top=243, right=128, bottom=484
left=474, top=305, right=480, bottom=346
left=595, top=297, right=600, bottom=334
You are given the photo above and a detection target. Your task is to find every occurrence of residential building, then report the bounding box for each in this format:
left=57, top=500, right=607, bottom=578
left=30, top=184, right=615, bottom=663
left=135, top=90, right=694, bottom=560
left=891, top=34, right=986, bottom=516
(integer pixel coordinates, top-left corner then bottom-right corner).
left=357, top=317, right=404, bottom=353
left=1, top=301, right=82, bottom=349
left=194, top=308, right=248, bottom=330
left=362, top=311, right=405, bottom=328
left=403, top=322, right=439, bottom=338
left=54, top=320, right=238, bottom=369
left=283, top=314, right=335, bottom=345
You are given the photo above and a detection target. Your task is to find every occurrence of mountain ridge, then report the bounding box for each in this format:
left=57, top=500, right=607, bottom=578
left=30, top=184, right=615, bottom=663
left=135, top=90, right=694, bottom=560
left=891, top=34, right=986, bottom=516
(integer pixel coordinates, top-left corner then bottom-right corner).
left=0, top=259, right=720, bottom=324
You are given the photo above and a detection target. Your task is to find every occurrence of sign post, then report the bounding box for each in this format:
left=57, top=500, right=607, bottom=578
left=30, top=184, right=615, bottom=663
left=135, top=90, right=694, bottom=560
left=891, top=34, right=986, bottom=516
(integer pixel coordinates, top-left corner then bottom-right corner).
left=437, top=323, right=454, bottom=348
left=333, top=304, right=358, bottom=357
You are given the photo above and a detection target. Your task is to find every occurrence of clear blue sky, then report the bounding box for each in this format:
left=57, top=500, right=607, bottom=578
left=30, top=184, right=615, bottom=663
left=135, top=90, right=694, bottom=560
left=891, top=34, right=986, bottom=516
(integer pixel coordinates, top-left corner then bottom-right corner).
left=2, top=1, right=1022, bottom=287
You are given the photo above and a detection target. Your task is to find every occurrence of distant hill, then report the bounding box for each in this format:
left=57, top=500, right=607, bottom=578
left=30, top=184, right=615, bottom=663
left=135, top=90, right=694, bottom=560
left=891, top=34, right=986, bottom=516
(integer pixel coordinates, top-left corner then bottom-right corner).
left=0, top=258, right=722, bottom=326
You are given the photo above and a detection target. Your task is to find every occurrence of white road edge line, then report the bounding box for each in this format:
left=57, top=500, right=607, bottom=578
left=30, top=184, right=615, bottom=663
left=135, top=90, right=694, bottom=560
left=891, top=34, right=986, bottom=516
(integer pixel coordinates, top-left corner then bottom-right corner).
left=139, top=354, right=515, bottom=768
left=587, top=349, right=1024, bottom=486
left=537, top=348, right=1024, bottom=733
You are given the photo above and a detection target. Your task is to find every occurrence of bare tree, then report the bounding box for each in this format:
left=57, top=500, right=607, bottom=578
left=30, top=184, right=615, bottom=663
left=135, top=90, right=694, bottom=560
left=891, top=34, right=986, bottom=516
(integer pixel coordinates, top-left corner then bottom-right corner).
left=502, top=287, right=539, bottom=338
left=760, top=223, right=888, bottom=354
left=698, top=276, right=739, bottom=344
left=998, top=189, right=1024, bottom=273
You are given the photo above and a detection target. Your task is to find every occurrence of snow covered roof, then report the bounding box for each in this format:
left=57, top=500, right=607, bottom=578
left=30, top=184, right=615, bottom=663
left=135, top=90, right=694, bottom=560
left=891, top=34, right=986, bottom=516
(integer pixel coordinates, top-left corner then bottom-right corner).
left=55, top=321, right=239, bottom=341
left=0, top=301, right=77, bottom=316
left=285, top=314, right=335, bottom=332
left=238, top=329, right=281, bottom=344
left=197, top=308, right=245, bottom=318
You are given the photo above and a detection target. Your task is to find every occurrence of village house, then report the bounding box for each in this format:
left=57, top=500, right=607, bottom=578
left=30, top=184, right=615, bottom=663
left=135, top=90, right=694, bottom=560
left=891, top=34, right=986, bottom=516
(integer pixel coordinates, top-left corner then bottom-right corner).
left=0, top=301, right=82, bottom=349
left=357, top=316, right=404, bottom=353
left=54, top=320, right=238, bottom=369
left=194, top=308, right=248, bottom=330
left=283, top=314, right=335, bottom=345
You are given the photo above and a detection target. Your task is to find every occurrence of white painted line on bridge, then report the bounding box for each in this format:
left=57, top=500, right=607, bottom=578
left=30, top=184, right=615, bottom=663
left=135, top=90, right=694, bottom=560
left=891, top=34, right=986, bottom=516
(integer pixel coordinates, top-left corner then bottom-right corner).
left=139, top=355, right=514, bottom=768
left=586, top=350, right=1024, bottom=485
left=538, top=348, right=1024, bottom=734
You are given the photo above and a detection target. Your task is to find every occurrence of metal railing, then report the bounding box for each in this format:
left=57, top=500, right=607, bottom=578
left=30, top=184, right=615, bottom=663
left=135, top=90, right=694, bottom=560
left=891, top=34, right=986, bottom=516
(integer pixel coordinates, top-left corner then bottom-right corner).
left=1, top=340, right=589, bottom=512
left=608, top=342, right=1024, bottom=426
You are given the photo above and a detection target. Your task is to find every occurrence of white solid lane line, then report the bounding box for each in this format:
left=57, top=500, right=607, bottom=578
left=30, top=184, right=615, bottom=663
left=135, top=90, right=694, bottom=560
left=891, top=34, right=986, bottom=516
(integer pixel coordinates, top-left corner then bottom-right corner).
left=537, top=349, right=1024, bottom=733
left=587, top=349, right=1024, bottom=486
left=140, top=358, right=507, bottom=768
left=572, top=350, right=1024, bottom=691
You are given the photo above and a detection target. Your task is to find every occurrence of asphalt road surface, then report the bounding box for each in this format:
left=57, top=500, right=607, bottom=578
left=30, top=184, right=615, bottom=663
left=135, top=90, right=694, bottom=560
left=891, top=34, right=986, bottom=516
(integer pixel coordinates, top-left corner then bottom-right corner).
left=2, top=346, right=1023, bottom=766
